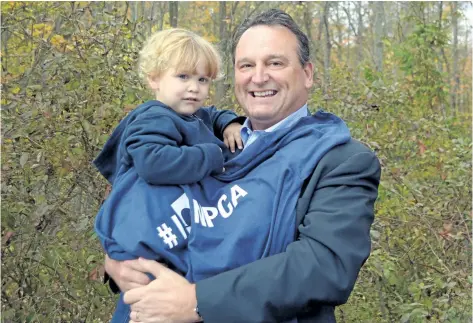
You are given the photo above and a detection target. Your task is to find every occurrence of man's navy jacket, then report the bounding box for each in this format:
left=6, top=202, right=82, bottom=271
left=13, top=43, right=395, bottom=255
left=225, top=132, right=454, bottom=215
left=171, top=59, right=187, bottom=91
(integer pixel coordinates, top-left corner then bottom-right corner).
left=196, top=138, right=381, bottom=322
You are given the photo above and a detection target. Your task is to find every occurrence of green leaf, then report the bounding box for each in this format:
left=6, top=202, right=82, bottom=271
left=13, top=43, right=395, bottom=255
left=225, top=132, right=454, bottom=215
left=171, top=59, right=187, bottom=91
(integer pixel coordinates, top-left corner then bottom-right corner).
left=86, top=255, right=95, bottom=264
left=20, top=152, right=29, bottom=168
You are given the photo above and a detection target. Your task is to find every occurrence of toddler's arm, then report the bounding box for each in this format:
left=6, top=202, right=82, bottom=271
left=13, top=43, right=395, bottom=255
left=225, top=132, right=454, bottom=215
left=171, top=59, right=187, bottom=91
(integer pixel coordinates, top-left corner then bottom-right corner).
left=124, top=114, right=224, bottom=184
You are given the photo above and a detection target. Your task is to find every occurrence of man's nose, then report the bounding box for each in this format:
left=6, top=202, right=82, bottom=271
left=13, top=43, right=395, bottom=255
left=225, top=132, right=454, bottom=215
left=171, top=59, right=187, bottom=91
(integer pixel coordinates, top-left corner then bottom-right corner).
left=251, top=65, right=269, bottom=84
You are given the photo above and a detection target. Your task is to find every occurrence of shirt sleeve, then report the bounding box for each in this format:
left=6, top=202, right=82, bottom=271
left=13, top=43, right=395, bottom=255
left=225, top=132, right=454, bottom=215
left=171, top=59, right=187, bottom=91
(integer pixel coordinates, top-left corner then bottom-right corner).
left=202, top=106, right=246, bottom=140
left=124, top=114, right=224, bottom=185
left=195, top=149, right=381, bottom=322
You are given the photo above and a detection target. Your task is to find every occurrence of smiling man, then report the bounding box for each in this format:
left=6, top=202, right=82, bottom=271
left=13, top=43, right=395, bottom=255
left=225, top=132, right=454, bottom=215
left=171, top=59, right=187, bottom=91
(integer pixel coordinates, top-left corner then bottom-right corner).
left=234, top=24, right=314, bottom=131
left=104, top=9, right=381, bottom=323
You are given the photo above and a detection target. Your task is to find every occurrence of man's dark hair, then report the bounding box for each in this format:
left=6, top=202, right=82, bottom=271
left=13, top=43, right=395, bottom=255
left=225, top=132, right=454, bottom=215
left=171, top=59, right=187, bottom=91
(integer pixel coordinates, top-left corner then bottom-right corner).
left=231, top=9, right=310, bottom=66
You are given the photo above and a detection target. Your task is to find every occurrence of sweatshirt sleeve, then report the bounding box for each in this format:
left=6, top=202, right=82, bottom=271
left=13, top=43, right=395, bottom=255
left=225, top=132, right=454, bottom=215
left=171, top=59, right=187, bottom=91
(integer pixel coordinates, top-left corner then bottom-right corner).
left=195, top=149, right=381, bottom=322
left=203, top=106, right=246, bottom=140
left=124, top=114, right=224, bottom=185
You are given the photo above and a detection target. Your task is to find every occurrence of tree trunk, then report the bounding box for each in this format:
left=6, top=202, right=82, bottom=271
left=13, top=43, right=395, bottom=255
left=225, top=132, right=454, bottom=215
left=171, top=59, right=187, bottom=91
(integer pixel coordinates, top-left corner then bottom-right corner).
left=437, top=1, right=444, bottom=74
left=322, top=2, right=331, bottom=96
left=461, top=20, right=471, bottom=113
left=169, top=1, right=178, bottom=27
left=2, top=26, right=9, bottom=72
left=131, top=1, right=138, bottom=22
left=225, top=1, right=240, bottom=100
left=105, top=1, right=114, bottom=12
left=436, top=1, right=447, bottom=117
left=355, top=1, right=364, bottom=78
left=303, top=2, right=313, bottom=52
left=342, top=3, right=356, bottom=71
left=148, top=2, right=157, bottom=35
left=158, top=2, right=166, bottom=31
left=215, top=1, right=227, bottom=104
left=129, top=2, right=139, bottom=46
left=334, top=2, right=343, bottom=64
left=384, top=2, right=394, bottom=38
left=314, top=3, right=324, bottom=68
left=373, top=2, right=384, bottom=73
left=451, top=2, right=459, bottom=114
left=138, top=1, right=145, bottom=22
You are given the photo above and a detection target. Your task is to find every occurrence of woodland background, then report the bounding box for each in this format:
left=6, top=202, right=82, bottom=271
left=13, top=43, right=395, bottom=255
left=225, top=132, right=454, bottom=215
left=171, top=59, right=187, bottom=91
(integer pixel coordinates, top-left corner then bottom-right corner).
left=1, top=1, right=472, bottom=322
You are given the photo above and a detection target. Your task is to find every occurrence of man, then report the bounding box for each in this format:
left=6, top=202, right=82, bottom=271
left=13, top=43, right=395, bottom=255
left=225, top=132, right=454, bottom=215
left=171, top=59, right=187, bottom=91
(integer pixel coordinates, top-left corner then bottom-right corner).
left=105, top=9, right=381, bottom=323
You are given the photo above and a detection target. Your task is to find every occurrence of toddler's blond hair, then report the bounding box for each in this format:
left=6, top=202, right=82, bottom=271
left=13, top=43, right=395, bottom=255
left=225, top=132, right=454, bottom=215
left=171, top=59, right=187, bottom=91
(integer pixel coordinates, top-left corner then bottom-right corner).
left=139, top=28, right=221, bottom=81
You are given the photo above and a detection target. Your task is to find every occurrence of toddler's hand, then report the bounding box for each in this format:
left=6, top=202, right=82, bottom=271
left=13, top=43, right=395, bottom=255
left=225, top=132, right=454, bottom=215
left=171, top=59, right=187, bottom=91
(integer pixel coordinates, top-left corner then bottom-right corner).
left=223, top=122, right=244, bottom=153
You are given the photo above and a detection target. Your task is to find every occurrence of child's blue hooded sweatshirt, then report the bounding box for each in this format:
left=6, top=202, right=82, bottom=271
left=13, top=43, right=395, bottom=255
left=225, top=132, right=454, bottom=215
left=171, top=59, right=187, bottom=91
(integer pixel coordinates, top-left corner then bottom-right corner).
left=95, top=105, right=351, bottom=282
left=93, top=100, right=242, bottom=186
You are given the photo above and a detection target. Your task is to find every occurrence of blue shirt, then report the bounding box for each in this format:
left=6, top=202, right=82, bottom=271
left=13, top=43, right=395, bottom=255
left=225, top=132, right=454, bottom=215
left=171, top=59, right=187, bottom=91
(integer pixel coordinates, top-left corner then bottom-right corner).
left=240, top=104, right=309, bottom=149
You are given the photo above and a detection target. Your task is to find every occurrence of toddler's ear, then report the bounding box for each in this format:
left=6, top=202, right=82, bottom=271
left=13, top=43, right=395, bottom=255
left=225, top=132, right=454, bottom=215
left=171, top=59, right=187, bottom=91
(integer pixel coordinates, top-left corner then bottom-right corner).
left=147, top=75, right=160, bottom=91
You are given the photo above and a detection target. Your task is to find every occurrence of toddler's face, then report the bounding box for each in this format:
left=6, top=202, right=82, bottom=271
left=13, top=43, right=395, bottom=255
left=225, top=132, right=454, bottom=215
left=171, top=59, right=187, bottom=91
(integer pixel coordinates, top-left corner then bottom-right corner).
left=148, top=61, right=211, bottom=115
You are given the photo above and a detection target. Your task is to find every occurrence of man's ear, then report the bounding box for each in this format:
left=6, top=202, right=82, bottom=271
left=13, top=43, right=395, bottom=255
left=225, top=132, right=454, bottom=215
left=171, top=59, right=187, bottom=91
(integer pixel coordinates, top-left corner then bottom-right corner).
left=147, top=75, right=160, bottom=91
left=303, top=62, right=314, bottom=89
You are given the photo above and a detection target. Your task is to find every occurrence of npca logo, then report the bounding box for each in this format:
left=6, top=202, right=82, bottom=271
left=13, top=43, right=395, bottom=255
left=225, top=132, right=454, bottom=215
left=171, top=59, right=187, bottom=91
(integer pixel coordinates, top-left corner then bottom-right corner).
left=169, top=184, right=248, bottom=239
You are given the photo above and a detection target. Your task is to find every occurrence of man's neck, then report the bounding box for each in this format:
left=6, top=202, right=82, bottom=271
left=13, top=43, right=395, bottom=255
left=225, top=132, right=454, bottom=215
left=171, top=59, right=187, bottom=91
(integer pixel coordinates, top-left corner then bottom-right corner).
left=243, top=103, right=309, bottom=132
left=240, top=104, right=309, bottom=149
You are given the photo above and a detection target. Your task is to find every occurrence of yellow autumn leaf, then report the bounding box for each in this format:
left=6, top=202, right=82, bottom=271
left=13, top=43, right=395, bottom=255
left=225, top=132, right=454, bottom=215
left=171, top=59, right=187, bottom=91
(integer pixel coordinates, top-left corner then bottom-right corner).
left=203, top=34, right=218, bottom=43
left=32, top=23, right=53, bottom=37
left=51, top=34, right=66, bottom=47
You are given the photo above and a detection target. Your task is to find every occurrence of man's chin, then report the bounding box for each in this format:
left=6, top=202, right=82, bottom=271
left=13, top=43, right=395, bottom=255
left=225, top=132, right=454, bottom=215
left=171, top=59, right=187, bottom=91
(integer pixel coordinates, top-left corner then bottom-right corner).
left=245, top=105, right=275, bottom=117
left=246, top=112, right=280, bottom=130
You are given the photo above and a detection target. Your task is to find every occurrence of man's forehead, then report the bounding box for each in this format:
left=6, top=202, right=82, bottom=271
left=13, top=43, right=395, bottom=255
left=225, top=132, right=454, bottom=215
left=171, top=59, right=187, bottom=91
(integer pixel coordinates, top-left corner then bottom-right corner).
left=239, top=25, right=292, bottom=43
left=235, top=25, right=297, bottom=60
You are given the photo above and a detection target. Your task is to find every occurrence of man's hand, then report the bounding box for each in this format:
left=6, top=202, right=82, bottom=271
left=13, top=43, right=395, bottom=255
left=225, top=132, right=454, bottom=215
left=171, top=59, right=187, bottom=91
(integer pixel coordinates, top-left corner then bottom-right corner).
left=104, top=255, right=151, bottom=292
left=124, top=258, right=200, bottom=323
left=223, top=122, right=243, bottom=153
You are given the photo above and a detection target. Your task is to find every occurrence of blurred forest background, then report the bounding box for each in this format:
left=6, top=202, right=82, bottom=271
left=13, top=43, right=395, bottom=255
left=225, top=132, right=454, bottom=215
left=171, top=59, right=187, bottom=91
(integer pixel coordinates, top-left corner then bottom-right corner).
left=1, top=1, right=472, bottom=322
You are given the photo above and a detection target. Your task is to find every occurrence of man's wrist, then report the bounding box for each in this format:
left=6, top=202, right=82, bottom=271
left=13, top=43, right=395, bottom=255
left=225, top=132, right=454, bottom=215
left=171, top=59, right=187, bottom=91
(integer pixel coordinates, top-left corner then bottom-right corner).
left=188, top=284, right=203, bottom=322
left=193, top=305, right=203, bottom=322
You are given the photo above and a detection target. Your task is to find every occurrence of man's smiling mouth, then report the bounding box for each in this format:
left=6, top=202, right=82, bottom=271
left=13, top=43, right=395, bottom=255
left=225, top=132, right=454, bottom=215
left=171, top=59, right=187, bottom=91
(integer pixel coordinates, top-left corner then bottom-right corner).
left=250, top=90, right=277, bottom=98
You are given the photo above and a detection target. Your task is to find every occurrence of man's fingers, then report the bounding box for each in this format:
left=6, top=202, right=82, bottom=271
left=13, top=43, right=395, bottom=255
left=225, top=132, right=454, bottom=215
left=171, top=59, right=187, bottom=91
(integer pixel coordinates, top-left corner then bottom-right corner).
left=137, top=257, right=169, bottom=279
left=125, top=259, right=147, bottom=271
left=104, top=255, right=150, bottom=292
left=127, top=282, right=148, bottom=290
left=130, top=310, right=144, bottom=322
left=122, top=260, right=152, bottom=285
left=123, top=285, right=146, bottom=305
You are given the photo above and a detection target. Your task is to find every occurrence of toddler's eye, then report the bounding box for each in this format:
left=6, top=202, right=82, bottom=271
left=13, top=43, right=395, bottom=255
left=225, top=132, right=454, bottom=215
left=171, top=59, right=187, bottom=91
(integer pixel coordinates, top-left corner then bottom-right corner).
left=177, top=74, right=189, bottom=80
left=199, top=77, right=209, bottom=83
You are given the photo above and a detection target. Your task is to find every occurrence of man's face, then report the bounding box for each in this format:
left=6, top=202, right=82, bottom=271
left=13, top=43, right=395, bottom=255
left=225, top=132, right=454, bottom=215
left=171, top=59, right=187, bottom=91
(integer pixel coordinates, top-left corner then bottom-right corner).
left=234, top=25, right=313, bottom=130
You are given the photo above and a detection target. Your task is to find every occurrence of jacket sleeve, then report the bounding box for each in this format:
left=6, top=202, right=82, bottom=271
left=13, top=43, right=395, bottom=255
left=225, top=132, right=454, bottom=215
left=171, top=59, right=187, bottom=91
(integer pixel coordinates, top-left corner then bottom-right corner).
left=195, top=148, right=381, bottom=322
left=203, top=106, right=246, bottom=139
left=124, top=114, right=224, bottom=185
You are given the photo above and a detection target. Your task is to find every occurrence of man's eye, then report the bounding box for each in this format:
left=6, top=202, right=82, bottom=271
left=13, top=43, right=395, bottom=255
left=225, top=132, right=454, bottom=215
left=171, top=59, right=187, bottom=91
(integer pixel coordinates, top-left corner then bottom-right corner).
left=177, top=74, right=189, bottom=80
left=270, top=61, right=282, bottom=66
left=240, top=64, right=252, bottom=69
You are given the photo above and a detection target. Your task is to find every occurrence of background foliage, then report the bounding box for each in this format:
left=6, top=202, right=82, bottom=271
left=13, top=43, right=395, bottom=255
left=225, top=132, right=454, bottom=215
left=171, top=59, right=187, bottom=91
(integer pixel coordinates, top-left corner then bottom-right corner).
left=2, top=2, right=471, bottom=322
